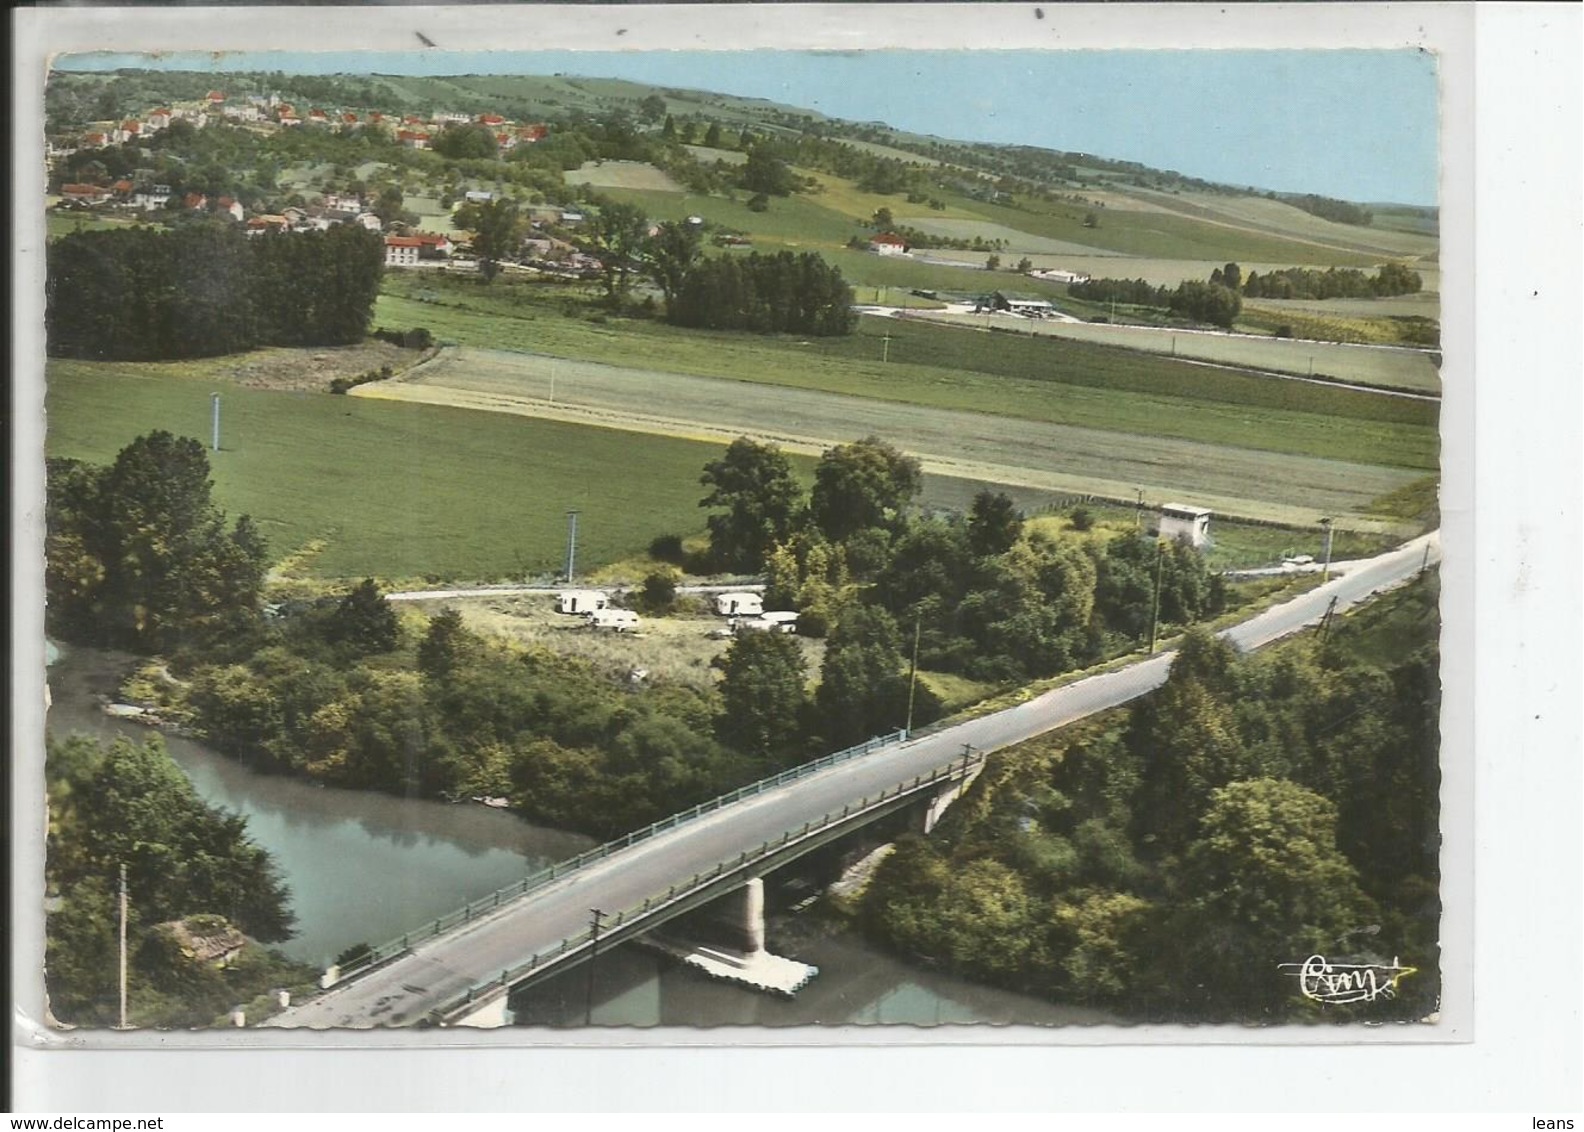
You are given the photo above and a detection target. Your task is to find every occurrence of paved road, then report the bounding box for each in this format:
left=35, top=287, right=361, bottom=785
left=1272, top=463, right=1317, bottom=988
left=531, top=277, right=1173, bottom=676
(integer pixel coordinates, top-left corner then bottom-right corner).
left=266, top=531, right=1438, bottom=1028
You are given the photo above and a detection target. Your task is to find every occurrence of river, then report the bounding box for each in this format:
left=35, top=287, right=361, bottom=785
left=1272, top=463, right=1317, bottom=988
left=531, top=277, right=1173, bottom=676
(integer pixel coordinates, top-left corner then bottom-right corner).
left=46, top=642, right=1113, bottom=1028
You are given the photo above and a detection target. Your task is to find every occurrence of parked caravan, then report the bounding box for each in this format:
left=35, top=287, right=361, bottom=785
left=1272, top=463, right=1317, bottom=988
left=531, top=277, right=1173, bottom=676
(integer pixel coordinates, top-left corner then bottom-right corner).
left=714, top=592, right=764, bottom=617
left=588, top=608, right=640, bottom=633
left=760, top=611, right=800, bottom=633
left=557, top=590, right=608, bottom=615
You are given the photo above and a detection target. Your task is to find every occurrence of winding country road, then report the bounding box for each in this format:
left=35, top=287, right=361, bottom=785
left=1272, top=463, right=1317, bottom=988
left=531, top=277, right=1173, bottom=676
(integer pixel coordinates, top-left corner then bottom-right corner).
left=265, top=531, right=1438, bottom=1028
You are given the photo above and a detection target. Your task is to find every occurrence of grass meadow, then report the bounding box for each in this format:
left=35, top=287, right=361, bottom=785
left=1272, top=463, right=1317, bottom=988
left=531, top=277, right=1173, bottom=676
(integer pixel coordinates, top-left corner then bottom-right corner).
left=45, top=358, right=756, bottom=582
left=377, top=278, right=1438, bottom=471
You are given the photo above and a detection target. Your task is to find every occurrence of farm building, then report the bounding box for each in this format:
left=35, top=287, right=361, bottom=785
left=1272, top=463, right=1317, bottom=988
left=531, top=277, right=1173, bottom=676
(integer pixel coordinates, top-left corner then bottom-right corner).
left=714, top=592, right=763, bottom=617
left=869, top=232, right=909, bottom=256
left=556, top=590, right=608, bottom=615
left=384, top=236, right=423, bottom=267
left=1158, top=503, right=1213, bottom=548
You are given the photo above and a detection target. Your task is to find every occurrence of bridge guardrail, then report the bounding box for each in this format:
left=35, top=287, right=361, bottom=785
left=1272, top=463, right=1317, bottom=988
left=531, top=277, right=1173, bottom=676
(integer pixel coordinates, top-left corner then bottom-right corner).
left=331, top=728, right=909, bottom=983
left=430, top=750, right=986, bottom=1024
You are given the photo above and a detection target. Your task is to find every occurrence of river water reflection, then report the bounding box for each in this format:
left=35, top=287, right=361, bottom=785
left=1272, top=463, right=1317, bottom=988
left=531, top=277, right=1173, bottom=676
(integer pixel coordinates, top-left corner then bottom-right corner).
left=46, top=642, right=1115, bottom=1028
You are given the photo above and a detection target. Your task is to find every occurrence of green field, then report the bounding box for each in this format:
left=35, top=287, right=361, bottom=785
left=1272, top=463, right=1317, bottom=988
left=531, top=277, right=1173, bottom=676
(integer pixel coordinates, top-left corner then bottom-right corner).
left=377, top=278, right=1437, bottom=469
left=45, top=358, right=760, bottom=581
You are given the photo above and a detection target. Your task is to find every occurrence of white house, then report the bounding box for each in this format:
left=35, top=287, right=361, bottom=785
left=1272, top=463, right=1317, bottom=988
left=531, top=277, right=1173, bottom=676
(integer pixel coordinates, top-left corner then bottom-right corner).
left=1158, top=503, right=1213, bottom=548
left=556, top=590, right=608, bottom=615
left=869, top=232, right=909, bottom=256
left=133, top=184, right=172, bottom=210
left=355, top=212, right=384, bottom=231
left=384, top=236, right=423, bottom=267
left=714, top=592, right=764, bottom=618
left=464, top=190, right=495, bottom=204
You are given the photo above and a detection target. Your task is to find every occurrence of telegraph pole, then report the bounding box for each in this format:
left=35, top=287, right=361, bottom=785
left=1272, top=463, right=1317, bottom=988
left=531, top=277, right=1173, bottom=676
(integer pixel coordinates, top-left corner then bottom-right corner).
left=1320, top=517, right=1335, bottom=581
left=118, top=864, right=129, bottom=1029
left=904, top=611, right=922, bottom=736
left=1148, top=538, right=1165, bottom=655
left=210, top=392, right=221, bottom=453
left=881, top=330, right=892, bottom=364
left=564, top=510, right=580, bottom=583
left=1135, top=488, right=1144, bottom=531
left=584, top=908, right=606, bottom=1026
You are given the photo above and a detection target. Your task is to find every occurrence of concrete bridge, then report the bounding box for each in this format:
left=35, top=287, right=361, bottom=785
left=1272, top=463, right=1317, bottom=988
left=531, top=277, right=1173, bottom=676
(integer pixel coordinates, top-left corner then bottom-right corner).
left=264, top=532, right=1439, bottom=1030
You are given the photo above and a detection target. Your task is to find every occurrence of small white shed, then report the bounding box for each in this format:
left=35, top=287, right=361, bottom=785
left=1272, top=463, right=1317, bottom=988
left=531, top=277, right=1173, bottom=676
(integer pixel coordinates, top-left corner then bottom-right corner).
left=557, top=589, right=609, bottom=615
left=714, top=592, right=764, bottom=617
left=1158, top=503, right=1213, bottom=548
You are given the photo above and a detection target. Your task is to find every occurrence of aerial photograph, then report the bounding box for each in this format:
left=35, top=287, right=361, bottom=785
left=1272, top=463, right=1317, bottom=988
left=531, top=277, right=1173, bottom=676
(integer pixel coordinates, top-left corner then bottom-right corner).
left=36, top=45, right=1443, bottom=1033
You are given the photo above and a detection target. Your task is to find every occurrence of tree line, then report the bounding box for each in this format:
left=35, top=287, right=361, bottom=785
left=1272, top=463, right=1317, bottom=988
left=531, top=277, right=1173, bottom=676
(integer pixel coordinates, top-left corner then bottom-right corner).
left=1069, top=260, right=1424, bottom=329
left=862, top=574, right=1440, bottom=1024
left=47, top=224, right=383, bottom=360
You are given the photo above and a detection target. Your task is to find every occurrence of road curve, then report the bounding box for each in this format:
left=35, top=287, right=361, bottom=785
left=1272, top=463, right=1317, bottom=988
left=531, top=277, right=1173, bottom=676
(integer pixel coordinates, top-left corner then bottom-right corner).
left=266, top=531, right=1438, bottom=1028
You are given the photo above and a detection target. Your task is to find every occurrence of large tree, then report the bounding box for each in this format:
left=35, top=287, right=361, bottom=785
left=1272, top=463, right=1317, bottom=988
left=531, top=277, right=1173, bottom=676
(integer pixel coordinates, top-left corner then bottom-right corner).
left=808, top=436, right=922, bottom=543
left=645, top=219, right=702, bottom=313
left=715, top=631, right=808, bottom=762
left=454, top=198, right=524, bottom=283
left=1173, top=778, right=1378, bottom=1018
left=46, top=433, right=268, bottom=654
left=698, top=437, right=805, bottom=573
left=813, top=604, right=913, bottom=747
left=583, top=199, right=650, bottom=305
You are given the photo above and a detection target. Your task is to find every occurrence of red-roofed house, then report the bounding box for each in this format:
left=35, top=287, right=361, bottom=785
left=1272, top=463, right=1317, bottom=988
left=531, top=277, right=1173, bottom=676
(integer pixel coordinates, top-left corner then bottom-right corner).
left=82, top=131, right=108, bottom=148
left=411, top=232, right=454, bottom=258
left=59, top=183, right=111, bottom=205
left=184, top=192, right=208, bottom=211
left=384, top=235, right=424, bottom=267
left=869, top=232, right=909, bottom=256
left=246, top=215, right=289, bottom=236
left=477, top=113, right=506, bottom=127
left=518, top=123, right=549, bottom=143
left=112, top=179, right=134, bottom=199
left=308, top=108, right=330, bottom=125
left=342, top=112, right=360, bottom=126
left=397, top=130, right=430, bottom=150
left=149, top=108, right=172, bottom=129
left=206, top=91, right=226, bottom=105
left=495, top=132, right=517, bottom=152
left=216, top=196, right=244, bottom=222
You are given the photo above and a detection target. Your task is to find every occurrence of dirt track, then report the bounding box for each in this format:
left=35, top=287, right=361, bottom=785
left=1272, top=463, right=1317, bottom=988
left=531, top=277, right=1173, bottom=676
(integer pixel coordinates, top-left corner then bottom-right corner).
left=352, top=346, right=1420, bottom=530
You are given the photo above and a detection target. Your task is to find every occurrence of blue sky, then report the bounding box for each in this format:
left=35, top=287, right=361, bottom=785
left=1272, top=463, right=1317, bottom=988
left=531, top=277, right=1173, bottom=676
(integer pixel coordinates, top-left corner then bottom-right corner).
left=57, top=49, right=1439, bottom=205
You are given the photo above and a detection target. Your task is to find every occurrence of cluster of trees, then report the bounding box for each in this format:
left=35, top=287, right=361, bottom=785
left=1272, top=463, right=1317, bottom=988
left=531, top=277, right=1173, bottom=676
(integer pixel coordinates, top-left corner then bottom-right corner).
left=46, top=432, right=269, bottom=657
left=864, top=574, right=1440, bottom=1023
left=1069, top=274, right=1241, bottom=328
left=178, top=597, right=751, bottom=838
left=1242, top=262, right=1423, bottom=300
left=668, top=251, right=857, bottom=335
left=698, top=436, right=1222, bottom=697
left=1287, top=193, right=1374, bottom=227
left=47, top=225, right=382, bottom=360
left=46, top=734, right=301, bottom=1026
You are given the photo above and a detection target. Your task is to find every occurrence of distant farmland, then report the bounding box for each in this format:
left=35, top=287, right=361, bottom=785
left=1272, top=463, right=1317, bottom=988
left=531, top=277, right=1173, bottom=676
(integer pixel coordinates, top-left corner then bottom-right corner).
left=363, top=345, right=1427, bottom=531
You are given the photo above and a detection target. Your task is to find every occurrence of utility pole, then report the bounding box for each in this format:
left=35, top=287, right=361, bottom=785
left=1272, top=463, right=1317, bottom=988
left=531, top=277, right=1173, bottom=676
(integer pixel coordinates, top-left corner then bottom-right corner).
left=210, top=392, right=220, bottom=453
left=118, top=863, right=129, bottom=1030
left=564, top=510, right=580, bottom=583
left=1135, top=488, right=1144, bottom=531
left=1148, top=538, right=1165, bottom=655
left=1320, top=517, right=1335, bottom=581
left=904, top=611, right=922, bottom=736
left=1421, top=544, right=1431, bottom=575
left=584, top=908, right=606, bottom=1026
left=881, top=330, right=892, bottom=364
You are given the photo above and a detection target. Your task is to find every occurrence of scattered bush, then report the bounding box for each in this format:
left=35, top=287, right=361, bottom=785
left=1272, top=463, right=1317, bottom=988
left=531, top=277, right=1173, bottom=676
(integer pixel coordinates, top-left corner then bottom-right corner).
left=648, top=533, right=686, bottom=565
left=1070, top=507, right=1095, bottom=532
